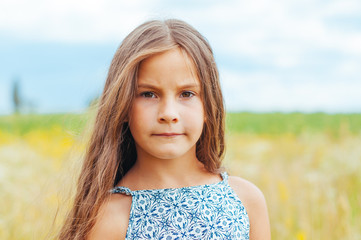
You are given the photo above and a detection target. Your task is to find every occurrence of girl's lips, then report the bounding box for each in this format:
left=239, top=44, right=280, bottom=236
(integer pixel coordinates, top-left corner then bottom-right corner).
left=153, top=133, right=184, bottom=136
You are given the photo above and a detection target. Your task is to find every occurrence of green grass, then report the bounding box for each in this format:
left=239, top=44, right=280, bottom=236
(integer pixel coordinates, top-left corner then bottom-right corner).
left=226, top=112, right=361, bottom=137
left=1, top=112, right=361, bottom=137
left=0, top=113, right=90, bottom=136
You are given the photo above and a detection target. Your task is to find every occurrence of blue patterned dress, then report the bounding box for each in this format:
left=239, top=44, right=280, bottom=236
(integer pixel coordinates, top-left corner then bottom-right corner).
left=110, top=172, right=250, bottom=240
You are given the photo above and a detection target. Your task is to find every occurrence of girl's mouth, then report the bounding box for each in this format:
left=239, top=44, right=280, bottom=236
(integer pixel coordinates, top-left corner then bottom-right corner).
left=153, top=133, right=184, bottom=137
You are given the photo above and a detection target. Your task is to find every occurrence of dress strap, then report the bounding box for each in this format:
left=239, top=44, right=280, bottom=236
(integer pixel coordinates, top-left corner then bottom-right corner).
left=221, top=172, right=229, bottom=182
left=110, top=186, right=133, bottom=196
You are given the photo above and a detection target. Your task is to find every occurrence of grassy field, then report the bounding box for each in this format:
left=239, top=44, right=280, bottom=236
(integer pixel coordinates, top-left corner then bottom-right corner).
left=0, top=112, right=360, bottom=239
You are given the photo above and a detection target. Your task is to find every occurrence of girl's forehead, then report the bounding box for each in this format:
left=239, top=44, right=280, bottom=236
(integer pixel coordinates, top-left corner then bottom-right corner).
left=139, top=48, right=196, bottom=72
left=137, top=48, right=200, bottom=87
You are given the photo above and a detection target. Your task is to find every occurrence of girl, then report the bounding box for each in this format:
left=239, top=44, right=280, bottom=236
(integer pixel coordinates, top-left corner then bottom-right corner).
left=59, top=19, right=270, bottom=240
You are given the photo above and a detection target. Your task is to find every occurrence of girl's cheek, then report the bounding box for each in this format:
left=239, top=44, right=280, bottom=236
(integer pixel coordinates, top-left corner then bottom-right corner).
left=135, top=98, right=157, bottom=108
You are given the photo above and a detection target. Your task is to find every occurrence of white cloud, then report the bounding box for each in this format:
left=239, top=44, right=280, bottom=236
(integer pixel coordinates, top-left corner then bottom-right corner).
left=0, top=0, right=159, bottom=43
left=189, top=0, right=361, bottom=67
left=220, top=68, right=361, bottom=113
left=1, top=0, right=361, bottom=58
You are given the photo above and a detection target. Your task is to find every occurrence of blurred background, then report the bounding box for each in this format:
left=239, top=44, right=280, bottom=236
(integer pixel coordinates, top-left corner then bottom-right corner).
left=0, top=0, right=360, bottom=239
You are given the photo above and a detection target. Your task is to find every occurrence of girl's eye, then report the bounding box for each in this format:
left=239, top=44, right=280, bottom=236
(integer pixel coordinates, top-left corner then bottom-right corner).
left=180, top=91, right=195, bottom=98
left=141, top=91, right=156, bottom=98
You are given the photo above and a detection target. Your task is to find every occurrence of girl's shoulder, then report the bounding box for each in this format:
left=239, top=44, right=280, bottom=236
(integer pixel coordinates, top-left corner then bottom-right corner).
left=227, top=175, right=266, bottom=207
left=87, top=193, right=131, bottom=240
left=228, top=175, right=271, bottom=239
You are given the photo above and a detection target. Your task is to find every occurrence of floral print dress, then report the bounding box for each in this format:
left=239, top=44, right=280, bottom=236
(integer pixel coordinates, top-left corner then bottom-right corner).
left=110, top=172, right=250, bottom=240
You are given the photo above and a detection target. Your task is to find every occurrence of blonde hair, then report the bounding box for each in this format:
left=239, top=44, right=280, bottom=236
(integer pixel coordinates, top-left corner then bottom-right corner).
left=58, top=19, right=225, bottom=239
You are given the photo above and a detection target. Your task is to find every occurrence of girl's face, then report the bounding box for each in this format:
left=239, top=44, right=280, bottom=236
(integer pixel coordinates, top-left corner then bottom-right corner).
left=128, top=48, right=204, bottom=162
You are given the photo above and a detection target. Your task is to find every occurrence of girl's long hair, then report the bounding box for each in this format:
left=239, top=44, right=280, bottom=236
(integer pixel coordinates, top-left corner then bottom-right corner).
left=58, top=19, right=225, bottom=239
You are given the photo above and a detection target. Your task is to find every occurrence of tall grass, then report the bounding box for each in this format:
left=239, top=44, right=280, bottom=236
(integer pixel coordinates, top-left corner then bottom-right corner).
left=0, top=113, right=89, bottom=136
left=226, top=112, right=361, bottom=137
left=0, top=112, right=360, bottom=239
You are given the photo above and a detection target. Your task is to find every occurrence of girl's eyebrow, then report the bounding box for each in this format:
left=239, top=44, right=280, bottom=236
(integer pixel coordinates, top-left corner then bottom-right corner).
left=137, top=83, right=200, bottom=89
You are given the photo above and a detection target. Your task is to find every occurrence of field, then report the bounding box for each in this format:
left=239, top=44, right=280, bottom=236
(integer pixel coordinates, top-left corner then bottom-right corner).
left=0, top=112, right=360, bottom=239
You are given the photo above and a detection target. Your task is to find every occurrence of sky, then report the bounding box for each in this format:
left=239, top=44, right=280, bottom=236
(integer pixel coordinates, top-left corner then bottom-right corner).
left=0, top=0, right=360, bottom=115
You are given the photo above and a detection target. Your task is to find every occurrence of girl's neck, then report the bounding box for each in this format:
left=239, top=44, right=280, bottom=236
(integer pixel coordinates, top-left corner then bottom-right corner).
left=119, top=154, right=220, bottom=190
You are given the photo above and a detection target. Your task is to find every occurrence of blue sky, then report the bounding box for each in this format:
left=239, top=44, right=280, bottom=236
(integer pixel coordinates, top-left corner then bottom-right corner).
left=0, top=0, right=360, bottom=115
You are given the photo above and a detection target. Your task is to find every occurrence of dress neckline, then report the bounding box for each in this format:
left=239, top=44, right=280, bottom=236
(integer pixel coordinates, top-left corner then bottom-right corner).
left=111, top=172, right=228, bottom=196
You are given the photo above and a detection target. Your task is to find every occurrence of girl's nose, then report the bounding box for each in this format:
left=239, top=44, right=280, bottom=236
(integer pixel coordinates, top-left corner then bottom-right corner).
left=158, top=98, right=179, bottom=123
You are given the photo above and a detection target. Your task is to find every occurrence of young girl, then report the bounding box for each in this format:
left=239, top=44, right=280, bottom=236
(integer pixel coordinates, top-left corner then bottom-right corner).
left=58, top=19, right=270, bottom=240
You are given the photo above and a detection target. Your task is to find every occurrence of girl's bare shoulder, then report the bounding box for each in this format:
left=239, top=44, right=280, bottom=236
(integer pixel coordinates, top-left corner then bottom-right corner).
left=228, top=175, right=271, bottom=240
left=87, top=193, right=131, bottom=240
left=228, top=176, right=266, bottom=206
